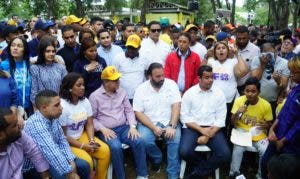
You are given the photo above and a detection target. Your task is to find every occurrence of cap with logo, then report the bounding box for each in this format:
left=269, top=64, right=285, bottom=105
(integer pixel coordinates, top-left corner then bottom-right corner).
left=101, top=66, right=122, bottom=80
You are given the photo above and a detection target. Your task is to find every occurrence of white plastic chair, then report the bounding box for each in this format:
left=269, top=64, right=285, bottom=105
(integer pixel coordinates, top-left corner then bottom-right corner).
left=179, top=145, right=220, bottom=179
left=107, top=143, right=130, bottom=179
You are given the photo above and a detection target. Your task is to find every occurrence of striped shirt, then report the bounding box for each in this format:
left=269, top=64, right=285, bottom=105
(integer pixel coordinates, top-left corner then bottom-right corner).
left=30, top=62, right=67, bottom=104
left=23, top=111, right=75, bottom=175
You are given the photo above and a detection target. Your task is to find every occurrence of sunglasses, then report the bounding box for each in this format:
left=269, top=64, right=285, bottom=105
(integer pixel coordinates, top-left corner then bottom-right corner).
left=150, top=29, right=161, bottom=33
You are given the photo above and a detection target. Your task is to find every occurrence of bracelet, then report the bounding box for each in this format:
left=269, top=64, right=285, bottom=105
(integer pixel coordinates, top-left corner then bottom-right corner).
left=80, top=143, right=84, bottom=149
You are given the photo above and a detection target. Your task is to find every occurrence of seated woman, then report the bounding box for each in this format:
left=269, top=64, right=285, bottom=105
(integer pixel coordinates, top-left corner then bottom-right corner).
left=1, top=37, right=33, bottom=116
left=73, top=38, right=106, bottom=97
left=30, top=35, right=67, bottom=105
left=59, top=72, right=110, bottom=179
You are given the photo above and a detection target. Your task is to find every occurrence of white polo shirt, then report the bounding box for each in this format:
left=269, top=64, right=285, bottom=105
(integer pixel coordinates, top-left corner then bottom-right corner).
left=238, top=41, right=260, bottom=86
left=133, top=79, right=181, bottom=126
left=113, top=53, right=150, bottom=99
left=180, top=84, right=227, bottom=128
left=190, top=42, right=207, bottom=60
left=140, top=38, right=172, bottom=66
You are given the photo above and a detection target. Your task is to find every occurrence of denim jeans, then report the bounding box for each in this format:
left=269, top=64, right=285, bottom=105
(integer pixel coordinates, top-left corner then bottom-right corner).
left=180, top=127, right=231, bottom=177
left=96, top=124, right=148, bottom=179
left=138, top=123, right=181, bottom=179
left=49, top=157, right=90, bottom=179
left=230, top=137, right=269, bottom=178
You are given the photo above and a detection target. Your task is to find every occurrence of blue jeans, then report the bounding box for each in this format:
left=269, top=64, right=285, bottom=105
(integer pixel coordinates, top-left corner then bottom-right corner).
left=180, top=128, right=231, bottom=177
left=138, top=123, right=181, bottom=179
left=49, top=157, right=90, bottom=179
left=96, top=124, right=148, bottom=179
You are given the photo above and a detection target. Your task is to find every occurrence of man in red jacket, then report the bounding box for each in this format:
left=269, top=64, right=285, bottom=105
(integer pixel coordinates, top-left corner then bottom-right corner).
left=164, top=32, right=201, bottom=94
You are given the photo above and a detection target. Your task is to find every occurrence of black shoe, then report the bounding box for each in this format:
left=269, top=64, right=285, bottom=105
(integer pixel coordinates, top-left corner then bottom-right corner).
left=151, top=163, right=161, bottom=173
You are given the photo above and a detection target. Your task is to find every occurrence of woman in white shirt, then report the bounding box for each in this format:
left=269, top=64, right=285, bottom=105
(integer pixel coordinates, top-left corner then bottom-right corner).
left=207, top=41, right=248, bottom=135
left=59, top=72, right=110, bottom=179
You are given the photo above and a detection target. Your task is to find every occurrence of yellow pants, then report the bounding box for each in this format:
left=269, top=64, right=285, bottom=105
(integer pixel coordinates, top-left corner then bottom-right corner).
left=71, top=132, right=110, bottom=179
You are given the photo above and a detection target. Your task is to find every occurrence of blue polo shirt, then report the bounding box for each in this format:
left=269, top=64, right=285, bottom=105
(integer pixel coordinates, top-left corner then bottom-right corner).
left=276, top=84, right=300, bottom=155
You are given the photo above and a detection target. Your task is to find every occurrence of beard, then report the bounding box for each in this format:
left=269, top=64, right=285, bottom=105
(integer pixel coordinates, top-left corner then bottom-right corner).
left=5, top=132, right=21, bottom=145
left=151, top=79, right=164, bottom=88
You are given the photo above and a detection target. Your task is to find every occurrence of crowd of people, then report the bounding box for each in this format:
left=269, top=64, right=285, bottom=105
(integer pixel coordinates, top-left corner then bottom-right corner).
left=0, top=14, right=300, bottom=179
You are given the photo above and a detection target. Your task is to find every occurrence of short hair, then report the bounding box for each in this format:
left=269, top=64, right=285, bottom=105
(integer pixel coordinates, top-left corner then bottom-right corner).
left=90, top=17, right=104, bottom=25
left=197, top=65, right=213, bottom=78
left=147, top=62, right=163, bottom=76
left=148, top=21, right=160, bottom=29
left=268, top=154, right=300, bottom=179
left=60, top=73, right=84, bottom=102
left=204, top=20, right=215, bottom=28
left=35, top=90, right=58, bottom=109
left=122, top=23, right=134, bottom=31
left=261, top=42, right=275, bottom=52
left=78, top=28, right=95, bottom=43
left=97, top=28, right=110, bottom=38
left=0, top=108, right=12, bottom=131
left=179, top=32, right=191, bottom=42
left=244, top=77, right=261, bottom=91
left=288, top=55, right=300, bottom=72
left=236, top=25, right=249, bottom=34
left=61, top=25, right=74, bottom=35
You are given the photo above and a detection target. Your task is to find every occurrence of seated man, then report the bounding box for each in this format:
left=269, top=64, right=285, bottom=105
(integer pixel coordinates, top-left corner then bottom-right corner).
left=0, top=108, right=49, bottom=179
left=133, top=62, right=181, bottom=179
left=180, top=65, right=231, bottom=178
left=89, top=66, right=148, bottom=179
left=23, top=90, right=90, bottom=179
left=229, top=77, right=273, bottom=178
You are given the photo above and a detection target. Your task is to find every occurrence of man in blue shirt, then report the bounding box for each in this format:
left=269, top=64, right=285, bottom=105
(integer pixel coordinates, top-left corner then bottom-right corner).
left=261, top=56, right=300, bottom=178
left=23, top=90, right=90, bottom=179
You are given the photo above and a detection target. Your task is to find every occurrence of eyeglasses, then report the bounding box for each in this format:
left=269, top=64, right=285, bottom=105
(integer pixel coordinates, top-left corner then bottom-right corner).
left=150, top=29, right=161, bottom=33
left=283, top=41, right=293, bottom=45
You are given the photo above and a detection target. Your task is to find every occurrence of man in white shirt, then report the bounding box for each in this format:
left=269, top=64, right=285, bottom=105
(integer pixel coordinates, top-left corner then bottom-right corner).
left=236, top=26, right=260, bottom=94
left=180, top=65, right=231, bottom=178
left=185, top=24, right=207, bottom=60
left=139, top=21, right=172, bottom=65
left=97, top=29, right=123, bottom=66
left=113, top=34, right=150, bottom=102
left=133, top=63, right=181, bottom=179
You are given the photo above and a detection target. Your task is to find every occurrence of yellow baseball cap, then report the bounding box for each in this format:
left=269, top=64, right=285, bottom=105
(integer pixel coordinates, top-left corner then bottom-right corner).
left=205, top=35, right=217, bottom=42
left=7, top=19, right=17, bottom=26
left=101, top=66, right=121, bottom=80
left=65, top=15, right=82, bottom=25
left=184, top=24, right=198, bottom=32
left=125, top=34, right=141, bottom=48
left=79, top=18, right=88, bottom=26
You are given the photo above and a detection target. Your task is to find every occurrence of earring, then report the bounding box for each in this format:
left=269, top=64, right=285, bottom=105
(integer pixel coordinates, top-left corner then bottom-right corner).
left=69, top=89, right=72, bottom=92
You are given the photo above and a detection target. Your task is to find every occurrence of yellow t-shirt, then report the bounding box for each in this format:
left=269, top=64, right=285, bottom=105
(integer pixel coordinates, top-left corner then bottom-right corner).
left=159, top=33, right=172, bottom=45
left=276, top=98, right=286, bottom=117
left=231, top=96, right=273, bottom=141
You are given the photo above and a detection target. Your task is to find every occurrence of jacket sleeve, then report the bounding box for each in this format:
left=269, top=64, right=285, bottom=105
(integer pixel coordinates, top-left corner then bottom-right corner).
left=192, top=56, right=201, bottom=85
left=164, top=54, right=172, bottom=78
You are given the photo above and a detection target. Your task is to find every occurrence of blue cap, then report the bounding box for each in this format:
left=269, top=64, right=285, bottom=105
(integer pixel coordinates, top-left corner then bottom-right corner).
left=216, top=31, right=231, bottom=41
left=34, top=20, right=55, bottom=31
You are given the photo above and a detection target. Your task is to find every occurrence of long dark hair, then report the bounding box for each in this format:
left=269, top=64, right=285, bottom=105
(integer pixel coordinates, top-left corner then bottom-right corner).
left=36, top=35, right=57, bottom=65
left=60, top=72, right=85, bottom=102
left=7, top=37, right=30, bottom=77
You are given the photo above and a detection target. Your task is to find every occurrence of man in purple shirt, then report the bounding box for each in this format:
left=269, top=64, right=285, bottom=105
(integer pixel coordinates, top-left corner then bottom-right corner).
left=89, top=66, right=148, bottom=179
left=0, top=108, right=49, bottom=179
left=261, top=56, right=300, bottom=178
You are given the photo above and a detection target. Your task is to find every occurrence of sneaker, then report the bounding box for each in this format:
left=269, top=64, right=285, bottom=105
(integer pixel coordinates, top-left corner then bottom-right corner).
left=151, top=163, right=161, bottom=173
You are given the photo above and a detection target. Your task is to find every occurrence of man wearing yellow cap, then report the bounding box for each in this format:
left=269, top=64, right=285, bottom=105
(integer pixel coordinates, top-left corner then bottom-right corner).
left=89, top=66, right=148, bottom=179
left=185, top=24, right=207, bottom=60
left=112, top=34, right=150, bottom=103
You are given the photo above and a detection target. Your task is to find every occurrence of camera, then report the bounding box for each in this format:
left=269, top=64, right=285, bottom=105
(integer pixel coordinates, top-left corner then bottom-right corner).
left=260, top=52, right=275, bottom=80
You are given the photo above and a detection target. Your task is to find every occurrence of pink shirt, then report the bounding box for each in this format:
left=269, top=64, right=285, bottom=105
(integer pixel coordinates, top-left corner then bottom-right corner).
left=89, top=86, right=137, bottom=131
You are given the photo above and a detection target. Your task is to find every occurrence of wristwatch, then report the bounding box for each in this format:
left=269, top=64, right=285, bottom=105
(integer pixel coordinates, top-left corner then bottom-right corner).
left=130, top=124, right=137, bottom=129
left=168, top=123, right=177, bottom=129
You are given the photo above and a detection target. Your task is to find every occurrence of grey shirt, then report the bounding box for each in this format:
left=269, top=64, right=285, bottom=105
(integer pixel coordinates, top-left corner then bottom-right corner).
left=251, top=55, right=290, bottom=102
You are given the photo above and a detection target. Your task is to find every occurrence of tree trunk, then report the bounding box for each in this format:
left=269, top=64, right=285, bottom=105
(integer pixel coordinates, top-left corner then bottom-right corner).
left=45, top=0, right=55, bottom=18
left=141, top=0, right=149, bottom=23
left=269, top=0, right=290, bottom=29
left=216, top=0, right=222, bottom=8
left=75, top=0, right=85, bottom=17
left=211, top=0, right=216, bottom=14
left=230, top=0, right=236, bottom=25
left=225, top=0, right=231, bottom=10
left=267, top=0, right=271, bottom=27
left=293, top=1, right=300, bottom=29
